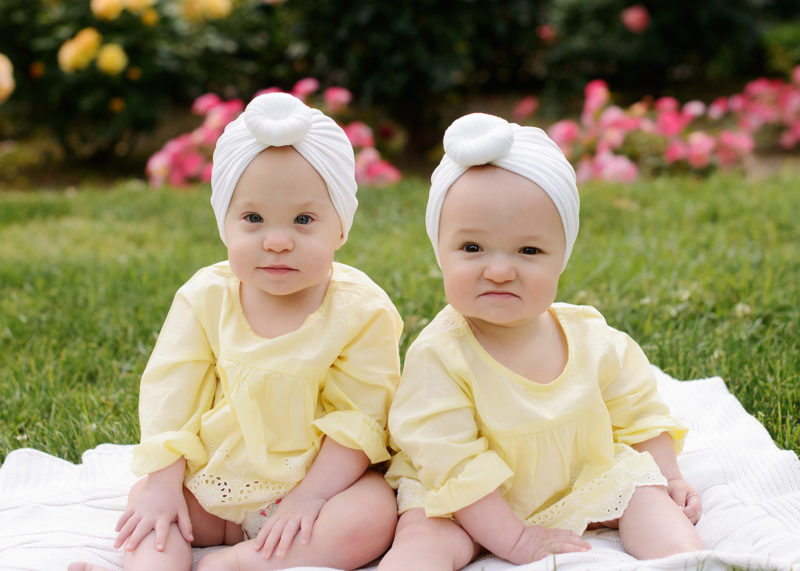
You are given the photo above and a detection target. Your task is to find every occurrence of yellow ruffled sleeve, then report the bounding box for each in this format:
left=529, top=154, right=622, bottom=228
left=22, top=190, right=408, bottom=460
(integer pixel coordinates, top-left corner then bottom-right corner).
left=388, top=338, right=514, bottom=518
left=601, top=327, right=687, bottom=454
left=313, top=294, right=403, bottom=464
left=131, top=289, right=217, bottom=476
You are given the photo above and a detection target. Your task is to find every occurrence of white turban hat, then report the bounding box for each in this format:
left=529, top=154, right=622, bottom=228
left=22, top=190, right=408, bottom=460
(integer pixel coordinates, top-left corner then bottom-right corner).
left=427, top=112, right=579, bottom=272
left=210, top=92, right=358, bottom=245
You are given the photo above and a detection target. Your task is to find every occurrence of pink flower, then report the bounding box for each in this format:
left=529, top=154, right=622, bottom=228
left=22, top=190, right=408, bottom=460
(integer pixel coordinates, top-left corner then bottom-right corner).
left=181, top=150, right=206, bottom=178
left=654, top=96, right=680, bottom=113
left=621, top=5, right=650, bottom=34
left=548, top=119, right=581, bottom=158
left=682, top=100, right=706, bottom=118
left=323, top=86, right=352, bottom=114
left=593, top=151, right=639, bottom=182
left=512, top=96, right=538, bottom=121
left=716, top=130, right=754, bottom=166
left=792, top=65, right=800, bottom=86
left=582, top=79, right=610, bottom=124
left=778, top=88, right=800, bottom=123
left=191, top=124, right=221, bottom=147
left=536, top=24, right=556, bottom=44
left=656, top=110, right=691, bottom=138
left=191, top=93, right=221, bottom=115
left=146, top=150, right=170, bottom=186
left=355, top=147, right=380, bottom=182
left=291, top=77, right=320, bottom=100
left=664, top=140, right=687, bottom=164
left=204, top=99, right=243, bottom=130
left=728, top=94, right=745, bottom=113
left=686, top=132, right=715, bottom=169
left=707, top=97, right=728, bottom=120
left=354, top=146, right=402, bottom=186
left=344, top=121, right=375, bottom=148
left=365, top=159, right=402, bottom=187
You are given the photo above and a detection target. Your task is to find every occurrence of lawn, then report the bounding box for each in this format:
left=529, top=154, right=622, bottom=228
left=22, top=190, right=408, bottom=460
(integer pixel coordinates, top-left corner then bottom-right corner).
left=0, top=171, right=798, bottom=464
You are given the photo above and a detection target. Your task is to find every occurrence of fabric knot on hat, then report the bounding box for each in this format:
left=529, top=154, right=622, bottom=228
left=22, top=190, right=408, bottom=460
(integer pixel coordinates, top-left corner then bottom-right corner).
left=443, top=113, right=514, bottom=166
left=210, top=92, right=358, bottom=246
left=427, top=112, right=580, bottom=272
left=244, top=93, right=313, bottom=146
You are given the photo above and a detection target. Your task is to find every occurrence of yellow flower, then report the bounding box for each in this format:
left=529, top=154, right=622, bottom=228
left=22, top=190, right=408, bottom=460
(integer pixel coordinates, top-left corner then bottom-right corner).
left=0, top=53, right=15, bottom=104
left=96, top=44, right=129, bottom=75
left=181, top=0, right=230, bottom=21
left=203, top=0, right=231, bottom=19
left=140, top=7, right=159, bottom=25
left=57, top=28, right=102, bottom=73
left=124, top=0, right=155, bottom=15
left=91, top=0, right=124, bottom=20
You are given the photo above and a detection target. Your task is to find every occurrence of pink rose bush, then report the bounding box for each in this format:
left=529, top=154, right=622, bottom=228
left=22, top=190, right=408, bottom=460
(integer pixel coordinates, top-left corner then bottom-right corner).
left=147, top=78, right=402, bottom=188
left=514, top=66, right=800, bottom=183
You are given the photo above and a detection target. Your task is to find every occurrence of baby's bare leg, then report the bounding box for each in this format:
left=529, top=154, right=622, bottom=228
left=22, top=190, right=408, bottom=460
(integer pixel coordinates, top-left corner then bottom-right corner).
left=618, top=485, right=704, bottom=559
left=70, top=480, right=234, bottom=571
left=196, top=470, right=397, bottom=571
left=378, top=508, right=479, bottom=571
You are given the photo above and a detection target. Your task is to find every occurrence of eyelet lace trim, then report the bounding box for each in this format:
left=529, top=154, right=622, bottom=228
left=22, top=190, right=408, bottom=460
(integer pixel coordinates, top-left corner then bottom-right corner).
left=525, top=445, right=665, bottom=534
left=396, top=445, right=665, bottom=535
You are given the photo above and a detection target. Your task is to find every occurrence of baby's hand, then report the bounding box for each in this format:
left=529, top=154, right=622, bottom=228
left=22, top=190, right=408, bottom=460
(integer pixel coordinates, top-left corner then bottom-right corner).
left=504, top=524, right=591, bottom=564
left=253, top=491, right=327, bottom=559
left=114, top=480, right=192, bottom=552
left=667, top=477, right=702, bottom=524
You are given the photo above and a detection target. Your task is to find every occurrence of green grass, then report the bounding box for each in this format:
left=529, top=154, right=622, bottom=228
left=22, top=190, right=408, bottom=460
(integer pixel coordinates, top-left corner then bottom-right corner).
left=1, top=172, right=798, bottom=463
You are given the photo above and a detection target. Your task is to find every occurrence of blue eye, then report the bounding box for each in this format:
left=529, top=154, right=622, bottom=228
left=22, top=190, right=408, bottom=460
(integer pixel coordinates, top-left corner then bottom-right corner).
left=295, top=214, right=312, bottom=225
left=245, top=213, right=263, bottom=223
left=520, top=246, right=540, bottom=255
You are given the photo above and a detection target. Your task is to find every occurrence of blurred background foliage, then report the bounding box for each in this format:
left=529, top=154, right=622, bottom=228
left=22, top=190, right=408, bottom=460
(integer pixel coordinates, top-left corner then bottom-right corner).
left=1, top=0, right=799, bottom=166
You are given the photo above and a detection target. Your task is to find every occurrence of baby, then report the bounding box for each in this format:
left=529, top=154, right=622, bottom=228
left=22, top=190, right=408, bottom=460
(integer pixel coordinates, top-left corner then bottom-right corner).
left=380, top=112, right=703, bottom=569
left=71, top=92, right=403, bottom=571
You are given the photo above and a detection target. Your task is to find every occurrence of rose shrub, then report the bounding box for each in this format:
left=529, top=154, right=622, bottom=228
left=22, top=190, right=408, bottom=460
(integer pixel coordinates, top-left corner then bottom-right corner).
left=0, top=0, right=293, bottom=160
left=146, top=78, right=402, bottom=188
left=512, top=66, right=800, bottom=183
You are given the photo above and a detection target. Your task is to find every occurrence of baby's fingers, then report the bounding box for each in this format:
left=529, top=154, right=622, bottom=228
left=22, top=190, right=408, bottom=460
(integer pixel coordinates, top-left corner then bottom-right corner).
left=115, top=508, right=134, bottom=533
left=684, top=492, right=702, bottom=524
left=153, top=519, right=172, bottom=552
left=114, top=513, right=140, bottom=548
left=546, top=534, right=591, bottom=557
left=299, top=514, right=315, bottom=545
left=257, top=522, right=282, bottom=559
left=274, top=520, right=301, bottom=557
left=177, top=508, right=194, bottom=543
left=125, top=519, right=157, bottom=551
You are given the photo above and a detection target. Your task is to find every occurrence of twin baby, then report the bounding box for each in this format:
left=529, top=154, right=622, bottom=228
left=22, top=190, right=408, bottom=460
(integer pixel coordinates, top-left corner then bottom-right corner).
left=70, top=92, right=704, bottom=571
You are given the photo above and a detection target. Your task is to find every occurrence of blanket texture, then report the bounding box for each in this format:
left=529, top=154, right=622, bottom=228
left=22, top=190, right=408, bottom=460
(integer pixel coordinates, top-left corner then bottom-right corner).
left=1, top=367, right=799, bottom=570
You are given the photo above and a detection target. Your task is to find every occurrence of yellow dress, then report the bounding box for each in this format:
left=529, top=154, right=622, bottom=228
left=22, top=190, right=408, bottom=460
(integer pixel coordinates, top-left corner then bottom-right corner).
left=130, top=261, right=403, bottom=523
left=386, top=303, right=686, bottom=535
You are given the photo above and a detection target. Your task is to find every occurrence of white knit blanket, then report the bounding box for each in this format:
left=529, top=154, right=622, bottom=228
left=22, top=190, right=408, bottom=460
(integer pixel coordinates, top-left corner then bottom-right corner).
left=1, top=367, right=799, bottom=571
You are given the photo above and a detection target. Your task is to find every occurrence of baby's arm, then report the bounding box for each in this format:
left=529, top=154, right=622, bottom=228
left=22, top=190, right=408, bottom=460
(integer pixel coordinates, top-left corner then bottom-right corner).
left=115, top=457, right=193, bottom=552
left=454, top=489, right=590, bottom=564
left=254, top=437, right=370, bottom=559
left=633, top=432, right=702, bottom=523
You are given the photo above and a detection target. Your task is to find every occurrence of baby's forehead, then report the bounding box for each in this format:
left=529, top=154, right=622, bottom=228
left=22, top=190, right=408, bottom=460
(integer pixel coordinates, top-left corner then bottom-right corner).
left=447, top=164, right=549, bottom=202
